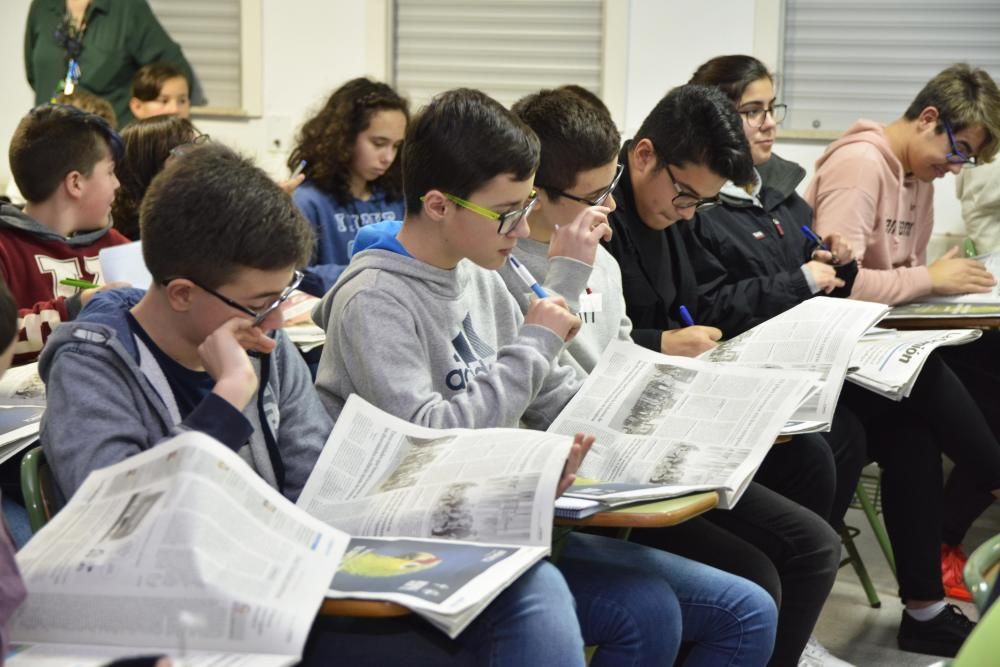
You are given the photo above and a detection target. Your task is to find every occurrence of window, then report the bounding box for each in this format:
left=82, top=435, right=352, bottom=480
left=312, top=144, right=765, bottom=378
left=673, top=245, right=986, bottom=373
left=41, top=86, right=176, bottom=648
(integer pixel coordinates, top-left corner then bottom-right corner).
left=148, top=0, right=262, bottom=116
left=779, top=0, right=1000, bottom=135
left=392, top=0, right=606, bottom=110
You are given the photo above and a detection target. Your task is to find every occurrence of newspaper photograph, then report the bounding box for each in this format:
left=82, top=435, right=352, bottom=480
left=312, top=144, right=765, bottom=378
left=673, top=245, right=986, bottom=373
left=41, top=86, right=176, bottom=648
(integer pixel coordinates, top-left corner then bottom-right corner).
left=297, top=394, right=573, bottom=547
left=548, top=339, right=820, bottom=508
left=9, top=432, right=347, bottom=664
left=847, top=328, right=982, bottom=400
left=699, top=297, right=889, bottom=424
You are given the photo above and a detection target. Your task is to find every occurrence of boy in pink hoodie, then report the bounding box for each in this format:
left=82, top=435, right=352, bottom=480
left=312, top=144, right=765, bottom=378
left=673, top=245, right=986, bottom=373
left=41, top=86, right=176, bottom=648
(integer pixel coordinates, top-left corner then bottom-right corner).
left=806, top=63, right=1000, bottom=304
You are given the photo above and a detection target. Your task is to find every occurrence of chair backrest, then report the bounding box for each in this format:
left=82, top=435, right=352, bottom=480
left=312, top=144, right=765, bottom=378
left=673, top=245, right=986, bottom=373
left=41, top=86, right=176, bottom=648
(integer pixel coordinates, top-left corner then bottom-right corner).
left=19, top=446, right=60, bottom=533
left=953, top=596, right=1000, bottom=666
left=964, top=533, right=1000, bottom=613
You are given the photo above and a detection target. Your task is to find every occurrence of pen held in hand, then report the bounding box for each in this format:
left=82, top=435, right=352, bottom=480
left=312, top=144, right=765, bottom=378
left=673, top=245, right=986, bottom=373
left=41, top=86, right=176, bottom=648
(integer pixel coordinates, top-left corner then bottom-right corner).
left=508, top=255, right=548, bottom=299
left=678, top=305, right=695, bottom=327
left=800, top=225, right=830, bottom=252
left=60, top=277, right=99, bottom=289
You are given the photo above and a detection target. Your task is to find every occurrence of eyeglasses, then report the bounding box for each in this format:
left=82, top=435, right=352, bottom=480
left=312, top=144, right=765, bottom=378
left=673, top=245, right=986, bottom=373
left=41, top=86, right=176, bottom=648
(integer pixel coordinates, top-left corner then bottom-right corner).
left=737, top=104, right=787, bottom=129
left=943, top=121, right=978, bottom=167
left=428, top=190, right=538, bottom=235
left=537, top=163, right=624, bottom=207
left=168, top=134, right=211, bottom=159
left=165, top=270, right=304, bottom=327
left=665, top=165, right=720, bottom=210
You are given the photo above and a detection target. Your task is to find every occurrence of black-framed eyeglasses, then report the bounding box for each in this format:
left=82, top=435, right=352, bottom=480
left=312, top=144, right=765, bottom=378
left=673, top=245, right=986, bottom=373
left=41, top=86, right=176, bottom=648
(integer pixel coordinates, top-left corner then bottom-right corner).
left=665, top=165, right=720, bottom=210
left=164, top=270, right=304, bottom=327
left=537, top=163, right=624, bottom=207
left=737, top=104, right=787, bottom=129
left=943, top=120, right=978, bottom=167
left=169, top=134, right=211, bottom=159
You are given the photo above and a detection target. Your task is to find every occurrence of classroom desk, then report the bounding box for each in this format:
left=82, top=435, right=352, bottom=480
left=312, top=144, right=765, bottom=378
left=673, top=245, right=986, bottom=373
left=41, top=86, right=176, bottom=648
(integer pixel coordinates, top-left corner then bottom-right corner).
left=884, top=316, right=1000, bottom=330
left=318, top=491, right=720, bottom=618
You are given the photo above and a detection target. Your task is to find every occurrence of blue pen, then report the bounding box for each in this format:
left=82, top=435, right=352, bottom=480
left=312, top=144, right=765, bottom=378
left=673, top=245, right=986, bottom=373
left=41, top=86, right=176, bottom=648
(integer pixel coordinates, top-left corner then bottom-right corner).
left=508, top=256, right=548, bottom=298
left=678, top=305, right=695, bottom=327
left=800, top=225, right=830, bottom=252
left=290, top=159, right=307, bottom=179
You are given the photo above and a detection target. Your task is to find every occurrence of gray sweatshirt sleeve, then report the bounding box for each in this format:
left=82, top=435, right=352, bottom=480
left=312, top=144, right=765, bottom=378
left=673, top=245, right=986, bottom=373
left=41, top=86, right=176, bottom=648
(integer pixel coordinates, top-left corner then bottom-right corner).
left=334, top=291, right=566, bottom=429
left=541, top=256, right=592, bottom=312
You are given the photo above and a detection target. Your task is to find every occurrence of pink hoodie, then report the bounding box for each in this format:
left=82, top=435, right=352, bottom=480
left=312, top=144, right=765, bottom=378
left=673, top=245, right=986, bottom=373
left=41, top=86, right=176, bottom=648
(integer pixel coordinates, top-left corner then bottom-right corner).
left=805, top=120, right=936, bottom=305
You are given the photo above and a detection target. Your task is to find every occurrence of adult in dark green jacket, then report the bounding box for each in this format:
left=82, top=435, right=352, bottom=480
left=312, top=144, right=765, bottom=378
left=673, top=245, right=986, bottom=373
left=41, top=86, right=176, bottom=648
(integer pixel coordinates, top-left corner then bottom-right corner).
left=24, top=0, right=197, bottom=126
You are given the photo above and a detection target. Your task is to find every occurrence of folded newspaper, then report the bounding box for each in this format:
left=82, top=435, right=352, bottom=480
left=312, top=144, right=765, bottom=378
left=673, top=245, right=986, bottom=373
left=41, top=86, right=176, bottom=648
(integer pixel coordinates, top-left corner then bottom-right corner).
left=8, top=432, right=348, bottom=667
left=548, top=339, right=821, bottom=510
left=699, top=297, right=890, bottom=431
left=296, top=394, right=575, bottom=637
left=0, top=362, right=45, bottom=465
left=846, top=328, right=982, bottom=400
left=882, top=302, right=1000, bottom=319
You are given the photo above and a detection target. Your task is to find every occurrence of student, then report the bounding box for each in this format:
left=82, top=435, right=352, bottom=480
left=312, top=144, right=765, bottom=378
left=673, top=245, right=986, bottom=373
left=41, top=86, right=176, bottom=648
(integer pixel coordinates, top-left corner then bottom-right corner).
left=128, top=62, right=192, bottom=122
left=315, top=87, right=778, bottom=665
left=111, top=115, right=201, bottom=239
left=1, top=104, right=129, bottom=364
left=601, top=84, right=841, bottom=667
left=289, top=78, right=409, bottom=296
left=39, top=143, right=598, bottom=666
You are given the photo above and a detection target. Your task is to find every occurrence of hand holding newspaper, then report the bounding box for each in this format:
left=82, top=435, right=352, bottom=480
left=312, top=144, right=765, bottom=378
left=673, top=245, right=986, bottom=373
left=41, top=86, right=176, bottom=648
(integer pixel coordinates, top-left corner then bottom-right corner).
left=8, top=431, right=348, bottom=667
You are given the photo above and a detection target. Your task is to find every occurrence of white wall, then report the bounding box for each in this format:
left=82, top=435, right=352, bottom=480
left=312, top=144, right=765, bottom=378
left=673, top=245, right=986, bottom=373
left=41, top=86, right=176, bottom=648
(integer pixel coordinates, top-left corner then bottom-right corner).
left=0, top=0, right=967, bottom=255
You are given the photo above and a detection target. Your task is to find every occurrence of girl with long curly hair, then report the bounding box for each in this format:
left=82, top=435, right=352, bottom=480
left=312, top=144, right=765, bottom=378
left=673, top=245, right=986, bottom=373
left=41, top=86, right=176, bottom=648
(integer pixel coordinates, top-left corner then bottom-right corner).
left=288, top=78, right=408, bottom=295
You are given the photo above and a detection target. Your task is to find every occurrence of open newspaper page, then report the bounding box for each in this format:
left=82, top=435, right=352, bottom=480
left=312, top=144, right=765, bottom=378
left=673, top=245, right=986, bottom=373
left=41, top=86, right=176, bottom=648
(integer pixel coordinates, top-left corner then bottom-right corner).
left=296, top=394, right=570, bottom=636
left=883, top=302, right=1000, bottom=319
left=547, top=339, right=820, bottom=509
left=847, top=328, right=982, bottom=400
left=921, top=251, right=1000, bottom=304
left=699, top=297, right=889, bottom=427
left=8, top=432, right=347, bottom=666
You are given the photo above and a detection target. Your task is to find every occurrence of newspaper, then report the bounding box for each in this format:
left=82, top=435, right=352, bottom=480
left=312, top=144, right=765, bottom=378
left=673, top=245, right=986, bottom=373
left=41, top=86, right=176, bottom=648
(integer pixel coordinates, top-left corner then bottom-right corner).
left=846, top=328, right=983, bottom=400
left=0, top=363, right=45, bottom=464
left=8, top=432, right=348, bottom=667
left=921, top=251, right=1000, bottom=305
left=297, top=394, right=573, bottom=636
left=0, top=362, right=45, bottom=406
left=699, top=297, right=890, bottom=428
left=547, top=339, right=820, bottom=509
left=882, top=302, right=1000, bottom=320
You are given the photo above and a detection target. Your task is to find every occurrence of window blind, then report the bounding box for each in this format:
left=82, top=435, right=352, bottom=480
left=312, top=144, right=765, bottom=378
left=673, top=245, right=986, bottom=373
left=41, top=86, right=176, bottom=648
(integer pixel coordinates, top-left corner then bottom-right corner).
left=781, top=0, right=1000, bottom=132
left=394, top=0, right=604, bottom=110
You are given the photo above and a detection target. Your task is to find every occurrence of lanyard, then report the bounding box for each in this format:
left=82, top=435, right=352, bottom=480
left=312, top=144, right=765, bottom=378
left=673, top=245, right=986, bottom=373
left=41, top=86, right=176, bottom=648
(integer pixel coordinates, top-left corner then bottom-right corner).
left=52, top=9, right=88, bottom=97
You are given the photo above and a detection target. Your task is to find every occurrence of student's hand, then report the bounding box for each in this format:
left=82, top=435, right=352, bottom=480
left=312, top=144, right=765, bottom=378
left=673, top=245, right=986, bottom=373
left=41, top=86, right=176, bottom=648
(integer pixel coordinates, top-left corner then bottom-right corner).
left=525, top=296, right=581, bottom=343
left=556, top=433, right=594, bottom=497
left=200, top=318, right=274, bottom=410
left=811, top=233, right=854, bottom=266
left=803, top=260, right=846, bottom=294
left=277, top=172, right=306, bottom=194
left=548, top=206, right=613, bottom=267
left=928, top=246, right=997, bottom=295
left=79, top=281, right=131, bottom=306
left=660, top=326, right=722, bottom=357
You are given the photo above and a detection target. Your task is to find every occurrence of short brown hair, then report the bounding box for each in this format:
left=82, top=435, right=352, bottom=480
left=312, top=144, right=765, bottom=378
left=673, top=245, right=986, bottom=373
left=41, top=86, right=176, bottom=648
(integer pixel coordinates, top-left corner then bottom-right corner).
left=904, top=63, right=1000, bottom=164
left=131, top=62, right=188, bottom=102
left=54, top=90, right=118, bottom=129
left=8, top=105, right=123, bottom=203
left=140, top=144, right=313, bottom=288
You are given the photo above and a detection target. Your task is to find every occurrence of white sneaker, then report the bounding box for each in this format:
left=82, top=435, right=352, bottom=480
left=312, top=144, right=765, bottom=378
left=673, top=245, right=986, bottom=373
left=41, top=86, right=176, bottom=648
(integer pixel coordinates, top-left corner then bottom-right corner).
left=798, top=636, right=855, bottom=667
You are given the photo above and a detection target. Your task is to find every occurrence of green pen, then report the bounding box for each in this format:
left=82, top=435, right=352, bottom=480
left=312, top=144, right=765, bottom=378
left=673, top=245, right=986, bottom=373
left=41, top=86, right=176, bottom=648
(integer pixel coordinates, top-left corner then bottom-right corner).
left=60, top=277, right=99, bottom=289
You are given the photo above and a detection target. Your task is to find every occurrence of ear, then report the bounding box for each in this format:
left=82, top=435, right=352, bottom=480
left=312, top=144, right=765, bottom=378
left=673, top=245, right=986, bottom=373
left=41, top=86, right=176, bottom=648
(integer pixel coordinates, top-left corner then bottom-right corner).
left=128, top=97, right=144, bottom=118
left=631, top=138, right=658, bottom=176
left=163, top=279, right=197, bottom=314
left=421, top=190, right=450, bottom=221
left=916, top=106, right=941, bottom=131
left=63, top=170, right=84, bottom=201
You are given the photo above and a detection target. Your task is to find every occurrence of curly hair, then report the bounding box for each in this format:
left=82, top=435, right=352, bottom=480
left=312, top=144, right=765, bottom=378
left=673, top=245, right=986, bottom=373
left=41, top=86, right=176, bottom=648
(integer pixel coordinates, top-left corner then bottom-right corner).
left=288, top=78, right=409, bottom=205
left=111, top=115, right=198, bottom=240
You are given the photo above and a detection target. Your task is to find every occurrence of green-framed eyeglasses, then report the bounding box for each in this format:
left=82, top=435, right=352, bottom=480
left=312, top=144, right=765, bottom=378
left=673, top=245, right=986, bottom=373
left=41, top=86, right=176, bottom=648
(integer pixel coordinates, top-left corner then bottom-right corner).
left=423, top=190, right=538, bottom=235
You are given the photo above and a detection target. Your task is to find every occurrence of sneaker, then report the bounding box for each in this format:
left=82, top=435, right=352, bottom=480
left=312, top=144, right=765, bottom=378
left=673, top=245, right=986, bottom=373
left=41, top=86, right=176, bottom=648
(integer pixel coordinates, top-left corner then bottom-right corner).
left=897, top=604, right=976, bottom=657
left=941, top=544, right=973, bottom=602
left=798, top=635, right=855, bottom=667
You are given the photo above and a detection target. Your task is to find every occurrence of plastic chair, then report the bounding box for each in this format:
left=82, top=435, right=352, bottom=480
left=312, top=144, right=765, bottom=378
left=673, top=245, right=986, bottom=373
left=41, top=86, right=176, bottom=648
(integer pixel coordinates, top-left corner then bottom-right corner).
left=963, top=533, right=1000, bottom=613
left=19, top=446, right=60, bottom=533
left=839, top=470, right=897, bottom=607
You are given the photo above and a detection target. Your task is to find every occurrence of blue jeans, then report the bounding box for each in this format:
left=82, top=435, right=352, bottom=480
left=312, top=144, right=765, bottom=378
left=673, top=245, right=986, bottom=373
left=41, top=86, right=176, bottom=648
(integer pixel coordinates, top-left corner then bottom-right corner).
left=559, top=532, right=777, bottom=667
left=304, top=559, right=586, bottom=666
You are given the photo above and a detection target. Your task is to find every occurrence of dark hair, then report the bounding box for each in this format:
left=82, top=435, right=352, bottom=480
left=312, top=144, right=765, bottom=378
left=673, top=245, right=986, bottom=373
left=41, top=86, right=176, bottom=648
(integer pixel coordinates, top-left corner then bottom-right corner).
left=288, top=78, right=409, bottom=205
left=54, top=90, right=118, bottom=129
left=903, top=63, right=1000, bottom=163
left=111, top=116, right=199, bottom=240
left=688, top=55, right=772, bottom=105
left=131, top=62, right=188, bottom=102
left=140, top=144, right=314, bottom=289
left=512, top=88, right=620, bottom=196
left=633, top=85, right=754, bottom=186
left=0, top=280, right=16, bottom=353
left=556, top=85, right=610, bottom=114
left=8, top=105, right=124, bottom=203
left=402, top=88, right=540, bottom=215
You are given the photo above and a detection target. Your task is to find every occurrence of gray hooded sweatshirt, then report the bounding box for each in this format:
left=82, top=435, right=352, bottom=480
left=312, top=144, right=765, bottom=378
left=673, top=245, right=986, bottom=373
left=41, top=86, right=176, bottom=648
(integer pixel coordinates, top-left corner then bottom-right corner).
left=39, top=288, right=330, bottom=503
left=313, top=227, right=581, bottom=430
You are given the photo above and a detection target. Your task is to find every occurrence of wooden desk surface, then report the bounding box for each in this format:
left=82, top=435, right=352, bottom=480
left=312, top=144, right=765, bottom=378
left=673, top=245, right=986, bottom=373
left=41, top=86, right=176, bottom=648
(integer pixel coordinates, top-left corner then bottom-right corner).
left=886, top=317, right=1000, bottom=330
left=554, top=490, right=719, bottom=528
